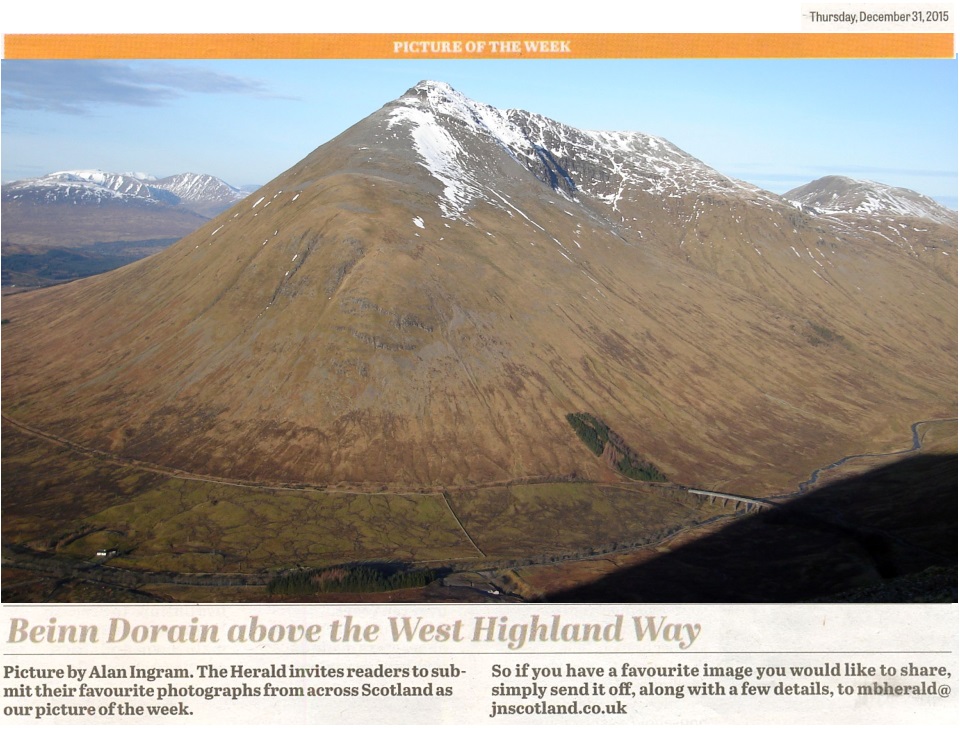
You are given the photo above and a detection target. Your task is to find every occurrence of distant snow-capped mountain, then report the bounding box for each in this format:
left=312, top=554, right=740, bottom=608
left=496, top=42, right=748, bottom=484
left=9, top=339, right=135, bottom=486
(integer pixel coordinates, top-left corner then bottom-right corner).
left=782, top=175, right=957, bottom=226
left=3, top=169, right=247, bottom=217
left=152, top=173, right=251, bottom=217
left=1, top=169, right=250, bottom=248
left=4, top=170, right=174, bottom=205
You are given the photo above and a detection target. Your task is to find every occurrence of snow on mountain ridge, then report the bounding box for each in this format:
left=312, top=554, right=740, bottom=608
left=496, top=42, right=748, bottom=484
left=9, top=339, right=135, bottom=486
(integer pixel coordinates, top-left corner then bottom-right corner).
left=387, top=80, right=767, bottom=218
left=783, top=175, right=957, bottom=226
left=5, top=170, right=162, bottom=204
left=3, top=169, right=246, bottom=213
left=49, top=170, right=111, bottom=184
left=153, top=172, right=245, bottom=204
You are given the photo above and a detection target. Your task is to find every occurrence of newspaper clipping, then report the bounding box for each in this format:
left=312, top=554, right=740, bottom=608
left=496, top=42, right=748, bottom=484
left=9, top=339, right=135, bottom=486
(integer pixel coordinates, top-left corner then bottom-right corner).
left=2, top=1, right=957, bottom=725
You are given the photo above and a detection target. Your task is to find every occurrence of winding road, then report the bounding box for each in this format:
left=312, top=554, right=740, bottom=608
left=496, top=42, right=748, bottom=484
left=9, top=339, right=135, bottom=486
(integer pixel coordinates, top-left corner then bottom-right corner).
left=796, top=417, right=957, bottom=492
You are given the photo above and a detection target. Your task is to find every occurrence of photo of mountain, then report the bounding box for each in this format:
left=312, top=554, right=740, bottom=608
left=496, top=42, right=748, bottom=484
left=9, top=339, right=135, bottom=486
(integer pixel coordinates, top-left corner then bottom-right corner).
left=2, top=73, right=956, bottom=603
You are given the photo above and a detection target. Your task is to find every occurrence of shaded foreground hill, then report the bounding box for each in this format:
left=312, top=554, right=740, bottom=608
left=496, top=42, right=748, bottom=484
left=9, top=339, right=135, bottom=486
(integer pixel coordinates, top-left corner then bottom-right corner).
left=542, top=453, right=958, bottom=603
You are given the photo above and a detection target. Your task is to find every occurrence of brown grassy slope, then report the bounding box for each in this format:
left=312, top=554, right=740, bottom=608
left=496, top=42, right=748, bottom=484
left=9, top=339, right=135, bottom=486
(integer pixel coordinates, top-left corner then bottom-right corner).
left=1, top=110, right=956, bottom=495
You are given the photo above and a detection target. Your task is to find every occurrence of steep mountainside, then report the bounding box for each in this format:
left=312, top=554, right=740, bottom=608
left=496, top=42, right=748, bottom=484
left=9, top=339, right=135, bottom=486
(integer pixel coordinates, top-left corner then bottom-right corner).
left=2, top=81, right=956, bottom=495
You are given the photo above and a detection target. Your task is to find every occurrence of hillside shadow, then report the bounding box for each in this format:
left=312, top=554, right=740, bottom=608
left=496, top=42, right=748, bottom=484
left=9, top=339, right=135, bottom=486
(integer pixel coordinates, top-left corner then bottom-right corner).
left=542, top=453, right=957, bottom=603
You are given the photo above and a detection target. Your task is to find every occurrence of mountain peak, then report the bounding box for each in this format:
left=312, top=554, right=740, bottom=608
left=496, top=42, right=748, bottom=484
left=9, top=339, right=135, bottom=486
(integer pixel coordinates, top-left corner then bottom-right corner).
left=394, top=79, right=511, bottom=129
left=404, top=79, right=459, bottom=97
left=783, top=175, right=957, bottom=225
left=383, top=80, right=757, bottom=219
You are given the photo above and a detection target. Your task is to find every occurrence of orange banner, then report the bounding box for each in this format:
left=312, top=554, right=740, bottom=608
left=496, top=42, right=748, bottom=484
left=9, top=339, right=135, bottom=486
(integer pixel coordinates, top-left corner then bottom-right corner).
left=4, top=33, right=954, bottom=59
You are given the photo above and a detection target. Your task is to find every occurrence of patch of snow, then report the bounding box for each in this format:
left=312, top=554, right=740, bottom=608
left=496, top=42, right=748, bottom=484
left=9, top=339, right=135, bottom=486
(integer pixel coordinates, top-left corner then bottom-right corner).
left=387, top=80, right=774, bottom=219
left=785, top=176, right=957, bottom=226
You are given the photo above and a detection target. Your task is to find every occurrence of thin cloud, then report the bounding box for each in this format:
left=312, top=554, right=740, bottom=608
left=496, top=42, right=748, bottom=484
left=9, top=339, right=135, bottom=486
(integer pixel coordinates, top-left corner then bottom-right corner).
left=2, top=60, right=292, bottom=115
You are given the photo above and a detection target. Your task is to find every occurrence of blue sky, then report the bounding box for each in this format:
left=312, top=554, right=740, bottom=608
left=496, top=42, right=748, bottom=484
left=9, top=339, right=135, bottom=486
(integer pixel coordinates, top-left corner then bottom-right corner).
left=2, top=58, right=957, bottom=207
